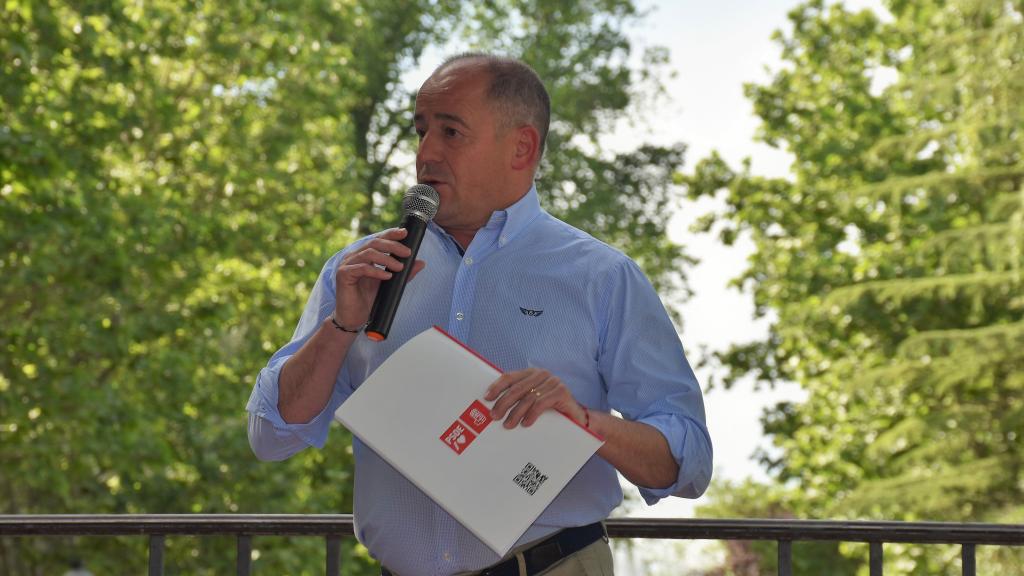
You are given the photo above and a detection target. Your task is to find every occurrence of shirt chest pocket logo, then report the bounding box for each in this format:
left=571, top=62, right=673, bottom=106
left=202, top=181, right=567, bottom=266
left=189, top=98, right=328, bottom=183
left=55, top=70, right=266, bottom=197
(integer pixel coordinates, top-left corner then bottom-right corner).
left=519, top=307, right=543, bottom=317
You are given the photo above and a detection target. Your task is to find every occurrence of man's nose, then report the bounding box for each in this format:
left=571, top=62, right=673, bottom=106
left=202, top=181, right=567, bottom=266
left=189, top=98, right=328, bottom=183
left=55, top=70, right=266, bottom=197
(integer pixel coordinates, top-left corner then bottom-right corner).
left=416, top=130, right=442, bottom=165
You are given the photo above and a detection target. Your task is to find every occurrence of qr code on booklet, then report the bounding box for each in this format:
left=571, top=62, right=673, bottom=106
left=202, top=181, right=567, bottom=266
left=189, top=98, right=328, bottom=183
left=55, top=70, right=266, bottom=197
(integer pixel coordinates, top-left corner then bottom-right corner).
left=513, top=462, right=548, bottom=496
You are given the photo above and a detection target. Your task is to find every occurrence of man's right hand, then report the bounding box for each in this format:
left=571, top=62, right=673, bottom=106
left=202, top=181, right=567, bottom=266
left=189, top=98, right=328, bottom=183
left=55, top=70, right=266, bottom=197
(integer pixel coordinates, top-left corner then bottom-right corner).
left=278, top=228, right=427, bottom=424
left=333, top=227, right=426, bottom=330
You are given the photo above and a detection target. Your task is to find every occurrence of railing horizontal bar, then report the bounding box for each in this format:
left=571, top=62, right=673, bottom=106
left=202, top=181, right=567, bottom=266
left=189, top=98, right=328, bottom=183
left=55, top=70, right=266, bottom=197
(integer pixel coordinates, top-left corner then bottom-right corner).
left=1, top=516, right=1022, bottom=546
left=0, top=515, right=355, bottom=537
left=603, top=518, right=1024, bottom=545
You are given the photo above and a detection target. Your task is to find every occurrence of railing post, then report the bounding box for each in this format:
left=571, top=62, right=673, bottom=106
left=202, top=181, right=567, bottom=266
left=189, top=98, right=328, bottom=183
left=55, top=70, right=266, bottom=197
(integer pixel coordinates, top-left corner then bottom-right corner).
left=326, top=535, right=342, bottom=576
left=870, top=541, right=883, bottom=576
left=777, top=540, right=792, bottom=576
left=237, top=535, right=252, bottom=576
left=962, top=543, right=975, bottom=576
left=148, top=535, right=165, bottom=576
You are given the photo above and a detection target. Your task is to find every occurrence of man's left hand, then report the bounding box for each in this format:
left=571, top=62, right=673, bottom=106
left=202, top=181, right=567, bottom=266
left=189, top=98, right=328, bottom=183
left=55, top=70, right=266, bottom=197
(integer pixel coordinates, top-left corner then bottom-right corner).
left=484, top=368, right=586, bottom=429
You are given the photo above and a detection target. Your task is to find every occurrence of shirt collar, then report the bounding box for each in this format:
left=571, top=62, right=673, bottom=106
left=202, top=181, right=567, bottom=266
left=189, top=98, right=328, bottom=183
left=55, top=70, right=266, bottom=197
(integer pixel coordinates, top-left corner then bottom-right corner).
left=488, top=183, right=542, bottom=248
left=427, top=183, right=543, bottom=253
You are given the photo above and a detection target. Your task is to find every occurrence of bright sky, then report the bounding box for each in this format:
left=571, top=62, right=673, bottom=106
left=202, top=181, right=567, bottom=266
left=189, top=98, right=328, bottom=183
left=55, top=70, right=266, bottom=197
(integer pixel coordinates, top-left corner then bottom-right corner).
left=625, top=0, right=885, bottom=523
left=612, top=0, right=810, bottom=520
left=609, top=1, right=887, bottom=570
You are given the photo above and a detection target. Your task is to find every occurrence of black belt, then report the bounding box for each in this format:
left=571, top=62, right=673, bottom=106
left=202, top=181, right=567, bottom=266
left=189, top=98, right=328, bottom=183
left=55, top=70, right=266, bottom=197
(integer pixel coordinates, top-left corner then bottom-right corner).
left=381, top=521, right=606, bottom=576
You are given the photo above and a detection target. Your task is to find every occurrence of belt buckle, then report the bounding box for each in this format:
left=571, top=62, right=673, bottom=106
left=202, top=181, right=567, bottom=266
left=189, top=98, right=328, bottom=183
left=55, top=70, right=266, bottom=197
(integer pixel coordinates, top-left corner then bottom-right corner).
left=524, top=540, right=563, bottom=574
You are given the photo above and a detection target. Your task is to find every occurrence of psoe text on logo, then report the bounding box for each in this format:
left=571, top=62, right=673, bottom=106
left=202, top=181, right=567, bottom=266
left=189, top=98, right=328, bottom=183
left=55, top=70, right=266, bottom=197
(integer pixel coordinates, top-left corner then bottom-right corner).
left=440, top=420, right=477, bottom=455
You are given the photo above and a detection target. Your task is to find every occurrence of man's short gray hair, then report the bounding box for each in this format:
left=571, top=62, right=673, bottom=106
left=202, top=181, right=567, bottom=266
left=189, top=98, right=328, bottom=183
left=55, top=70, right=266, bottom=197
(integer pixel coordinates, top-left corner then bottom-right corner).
left=435, top=52, right=551, bottom=158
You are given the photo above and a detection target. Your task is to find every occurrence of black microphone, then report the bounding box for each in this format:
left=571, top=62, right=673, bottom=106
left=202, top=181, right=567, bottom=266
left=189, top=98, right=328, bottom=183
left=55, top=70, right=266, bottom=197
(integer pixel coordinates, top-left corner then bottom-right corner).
left=365, top=184, right=440, bottom=341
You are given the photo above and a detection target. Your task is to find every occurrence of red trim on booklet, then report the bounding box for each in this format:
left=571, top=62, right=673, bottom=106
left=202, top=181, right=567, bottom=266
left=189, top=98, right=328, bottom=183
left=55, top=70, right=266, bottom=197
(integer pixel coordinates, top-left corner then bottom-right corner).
left=432, top=325, right=504, bottom=374
left=431, top=325, right=606, bottom=442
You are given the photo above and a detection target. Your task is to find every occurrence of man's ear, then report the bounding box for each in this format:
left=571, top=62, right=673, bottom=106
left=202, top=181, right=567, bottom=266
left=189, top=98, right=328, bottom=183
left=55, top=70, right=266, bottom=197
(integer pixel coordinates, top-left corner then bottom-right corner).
left=510, top=125, right=541, bottom=171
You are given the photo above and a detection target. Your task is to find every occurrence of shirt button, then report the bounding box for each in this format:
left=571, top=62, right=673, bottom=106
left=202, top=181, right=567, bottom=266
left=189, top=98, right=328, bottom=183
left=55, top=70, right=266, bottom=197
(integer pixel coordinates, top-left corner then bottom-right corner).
left=456, top=312, right=464, bottom=321
left=499, top=235, right=508, bottom=246
left=443, top=552, right=452, bottom=562
left=464, top=257, right=473, bottom=266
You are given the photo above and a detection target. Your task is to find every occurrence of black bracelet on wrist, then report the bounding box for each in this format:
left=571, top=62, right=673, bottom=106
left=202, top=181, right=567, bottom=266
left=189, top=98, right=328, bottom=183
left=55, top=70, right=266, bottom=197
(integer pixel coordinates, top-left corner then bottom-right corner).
left=329, top=312, right=368, bottom=334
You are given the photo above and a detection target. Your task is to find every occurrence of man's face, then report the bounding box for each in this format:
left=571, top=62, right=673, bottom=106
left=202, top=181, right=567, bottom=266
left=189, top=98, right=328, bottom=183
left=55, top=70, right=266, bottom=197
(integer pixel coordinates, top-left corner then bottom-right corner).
left=414, top=63, right=519, bottom=231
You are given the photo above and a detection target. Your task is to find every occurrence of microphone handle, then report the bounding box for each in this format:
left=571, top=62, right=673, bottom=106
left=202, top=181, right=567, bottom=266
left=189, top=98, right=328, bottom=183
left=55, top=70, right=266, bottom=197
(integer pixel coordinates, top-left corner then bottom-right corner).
left=365, top=214, right=429, bottom=341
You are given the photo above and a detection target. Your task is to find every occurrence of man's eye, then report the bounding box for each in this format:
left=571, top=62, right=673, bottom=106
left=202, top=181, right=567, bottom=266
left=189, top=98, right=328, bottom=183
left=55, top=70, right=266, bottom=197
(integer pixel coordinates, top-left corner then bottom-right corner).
left=414, top=128, right=426, bottom=139
left=443, top=126, right=459, bottom=137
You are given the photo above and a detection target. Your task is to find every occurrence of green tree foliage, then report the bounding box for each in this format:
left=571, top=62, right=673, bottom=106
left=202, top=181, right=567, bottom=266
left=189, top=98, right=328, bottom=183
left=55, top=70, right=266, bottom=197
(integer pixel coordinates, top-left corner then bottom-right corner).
left=0, top=0, right=688, bottom=573
left=686, top=0, right=1024, bottom=573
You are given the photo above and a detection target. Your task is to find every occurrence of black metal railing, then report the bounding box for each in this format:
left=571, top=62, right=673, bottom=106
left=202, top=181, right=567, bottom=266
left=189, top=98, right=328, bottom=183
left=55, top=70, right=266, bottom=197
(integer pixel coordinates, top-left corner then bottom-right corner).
left=2, top=515, right=1022, bottom=575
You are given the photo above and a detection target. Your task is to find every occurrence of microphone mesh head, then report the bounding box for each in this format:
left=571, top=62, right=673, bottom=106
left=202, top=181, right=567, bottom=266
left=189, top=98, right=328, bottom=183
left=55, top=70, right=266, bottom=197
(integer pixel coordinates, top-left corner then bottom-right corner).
left=402, top=184, right=440, bottom=221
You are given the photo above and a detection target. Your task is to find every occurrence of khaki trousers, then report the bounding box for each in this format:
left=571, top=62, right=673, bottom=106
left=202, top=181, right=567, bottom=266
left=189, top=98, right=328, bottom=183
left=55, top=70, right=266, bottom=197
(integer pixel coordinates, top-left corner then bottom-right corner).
left=531, top=538, right=614, bottom=576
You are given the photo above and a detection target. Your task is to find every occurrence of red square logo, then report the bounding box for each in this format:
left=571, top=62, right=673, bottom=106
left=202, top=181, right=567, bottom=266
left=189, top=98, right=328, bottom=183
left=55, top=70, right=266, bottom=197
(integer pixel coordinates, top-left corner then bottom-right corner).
left=440, top=420, right=477, bottom=455
left=459, top=400, right=493, bottom=434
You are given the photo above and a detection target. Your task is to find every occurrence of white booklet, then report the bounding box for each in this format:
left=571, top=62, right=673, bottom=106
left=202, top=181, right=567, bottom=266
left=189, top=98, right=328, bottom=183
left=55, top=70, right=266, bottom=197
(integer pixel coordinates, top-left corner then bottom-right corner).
left=334, top=326, right=604, bottom=556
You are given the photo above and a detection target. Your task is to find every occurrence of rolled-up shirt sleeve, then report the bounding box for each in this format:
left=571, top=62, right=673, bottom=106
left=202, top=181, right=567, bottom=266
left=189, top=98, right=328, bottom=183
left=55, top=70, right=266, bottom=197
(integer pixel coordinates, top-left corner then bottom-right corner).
left=597, top=258, right=713, bottom=504
left=246, top=250, right=357, bottom=460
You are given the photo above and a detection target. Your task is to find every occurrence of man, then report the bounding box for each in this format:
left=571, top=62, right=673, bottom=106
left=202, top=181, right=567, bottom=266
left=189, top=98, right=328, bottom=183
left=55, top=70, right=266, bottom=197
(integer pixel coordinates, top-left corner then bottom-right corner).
left=247, top=53, right=712, bottom=576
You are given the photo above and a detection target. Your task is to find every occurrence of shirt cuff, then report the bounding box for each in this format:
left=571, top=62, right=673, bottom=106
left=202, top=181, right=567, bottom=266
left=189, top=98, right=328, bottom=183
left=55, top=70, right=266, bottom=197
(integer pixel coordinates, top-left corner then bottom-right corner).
left=245, top=356, right=337, bottom=450
left=634, top=412, right=713, bottom=504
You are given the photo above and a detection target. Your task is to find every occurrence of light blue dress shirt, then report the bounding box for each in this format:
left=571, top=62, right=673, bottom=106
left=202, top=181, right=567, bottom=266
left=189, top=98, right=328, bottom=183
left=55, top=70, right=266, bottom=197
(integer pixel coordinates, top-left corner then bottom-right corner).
left=247, top=185, right=712, bottom=576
